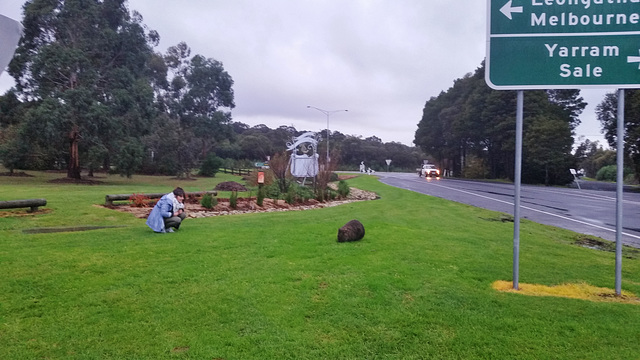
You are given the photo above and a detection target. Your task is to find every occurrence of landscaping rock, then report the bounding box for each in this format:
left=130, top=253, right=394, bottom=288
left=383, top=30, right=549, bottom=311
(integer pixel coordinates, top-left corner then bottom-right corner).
left=337, top=219, right=365, bottom=242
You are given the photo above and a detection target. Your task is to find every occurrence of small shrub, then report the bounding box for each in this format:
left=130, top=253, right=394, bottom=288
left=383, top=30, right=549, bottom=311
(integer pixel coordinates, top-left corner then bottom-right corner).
left=201, top=193, right=216, bottom=209
left=328, top=189, right=337, bottom=200
left=265, top=183, right=282, bottom=199
left=337, top=180, right=350, bottom=198
left=285, top=186, right=296, bottom=205
left=229, top=191, right=238, bottom=209
left=128, top=193, right=151, bottom=207
left=296, top=184, right=314, bottom=202
left=257, top=186, right=265, bottom=206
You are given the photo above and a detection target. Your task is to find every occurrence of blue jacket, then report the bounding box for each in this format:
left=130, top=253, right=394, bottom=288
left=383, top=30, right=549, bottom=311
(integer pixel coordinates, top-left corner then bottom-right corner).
left=146, top=193, right=176, bottom=233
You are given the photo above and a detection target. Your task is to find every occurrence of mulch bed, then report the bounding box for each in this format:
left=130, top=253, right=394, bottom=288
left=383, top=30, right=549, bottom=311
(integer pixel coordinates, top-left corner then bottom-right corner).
left=107, top=186, right=378, bottom=219
left=214, top=181, right=249, bottom=192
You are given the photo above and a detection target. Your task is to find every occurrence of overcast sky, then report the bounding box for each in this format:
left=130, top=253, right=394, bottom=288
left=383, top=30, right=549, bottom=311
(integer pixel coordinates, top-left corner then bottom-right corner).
left=1, top=0, right=610, bottom=146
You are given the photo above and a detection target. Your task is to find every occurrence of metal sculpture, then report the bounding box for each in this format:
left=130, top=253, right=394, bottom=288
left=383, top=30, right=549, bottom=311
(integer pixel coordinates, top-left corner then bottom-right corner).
left=287, top=132, right=320, bottom=178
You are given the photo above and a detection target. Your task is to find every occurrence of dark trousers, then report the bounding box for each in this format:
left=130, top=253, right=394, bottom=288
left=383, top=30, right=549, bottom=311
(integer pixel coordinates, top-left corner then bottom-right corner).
left=164, top=212, right=186, bottom=229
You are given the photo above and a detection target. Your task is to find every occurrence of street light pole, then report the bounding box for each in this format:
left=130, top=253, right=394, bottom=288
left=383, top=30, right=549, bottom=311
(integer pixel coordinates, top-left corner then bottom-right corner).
left=306, top=106, right=348, bottom=163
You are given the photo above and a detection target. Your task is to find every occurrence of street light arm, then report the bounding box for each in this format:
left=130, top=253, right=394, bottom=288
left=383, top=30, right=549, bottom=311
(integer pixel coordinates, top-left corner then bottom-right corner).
left=307, top=106, right=348, bottom=115
left=306, top=106, right=348, bottom=163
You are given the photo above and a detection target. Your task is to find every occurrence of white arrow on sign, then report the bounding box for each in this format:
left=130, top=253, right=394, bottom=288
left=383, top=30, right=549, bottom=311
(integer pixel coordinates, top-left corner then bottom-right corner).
left=628, top=50, right=640, bottom=70
left=500, top=0, right=523, bottom=20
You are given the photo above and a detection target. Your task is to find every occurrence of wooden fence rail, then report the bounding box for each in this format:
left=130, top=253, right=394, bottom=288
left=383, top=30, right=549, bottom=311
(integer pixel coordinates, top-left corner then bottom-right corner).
left=219, top=167, right=252, bottom=176
left=105, top=191, right=218, bottom=206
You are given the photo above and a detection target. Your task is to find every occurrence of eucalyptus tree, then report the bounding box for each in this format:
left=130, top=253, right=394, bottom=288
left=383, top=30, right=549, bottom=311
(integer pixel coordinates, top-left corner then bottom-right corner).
left=546, top=89, right=586, bottom=130
left=9, top=0, right=159, bottom=178
left=523, top=114, right=574, bottom=185
left=238, top=134, right=273, bottom=161
left=596, top=90, right=640, bottom=181
left=151, top=42, right=234, bottom=176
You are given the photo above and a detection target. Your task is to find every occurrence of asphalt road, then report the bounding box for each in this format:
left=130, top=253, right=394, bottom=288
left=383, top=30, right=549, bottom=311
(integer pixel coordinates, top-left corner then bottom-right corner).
left=373, top=172, right=640, bottom=248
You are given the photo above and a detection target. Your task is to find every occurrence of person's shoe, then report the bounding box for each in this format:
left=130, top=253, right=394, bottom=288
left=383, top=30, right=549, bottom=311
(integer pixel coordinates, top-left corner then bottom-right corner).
left=165, top=228, right=174, bottom=233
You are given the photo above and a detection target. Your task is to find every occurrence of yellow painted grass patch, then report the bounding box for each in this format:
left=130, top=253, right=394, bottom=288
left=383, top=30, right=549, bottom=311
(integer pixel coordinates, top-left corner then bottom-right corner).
left=493, top=280, right=640, bottom=305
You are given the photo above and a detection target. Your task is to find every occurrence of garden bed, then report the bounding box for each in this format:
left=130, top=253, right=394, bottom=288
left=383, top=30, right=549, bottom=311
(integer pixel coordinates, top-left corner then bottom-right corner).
left=108, top=186, right=378, bottom=219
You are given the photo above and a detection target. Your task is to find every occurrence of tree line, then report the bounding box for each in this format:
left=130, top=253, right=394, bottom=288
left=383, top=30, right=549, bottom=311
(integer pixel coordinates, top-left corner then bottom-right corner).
left=0, top=0, right=425, bottom=178
left=1, top=1, right=637, bottom=183
left=414, top=62, right=640, bottom=185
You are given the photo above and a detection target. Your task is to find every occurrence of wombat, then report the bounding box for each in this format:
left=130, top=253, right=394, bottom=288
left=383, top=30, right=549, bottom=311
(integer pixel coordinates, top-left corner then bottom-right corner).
left=337, top=219, right=365, bottom=242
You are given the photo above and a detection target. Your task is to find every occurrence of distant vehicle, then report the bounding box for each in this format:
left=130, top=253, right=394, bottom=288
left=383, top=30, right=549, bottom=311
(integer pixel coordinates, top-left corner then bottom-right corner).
left=418, top=164, right=440, bottom=178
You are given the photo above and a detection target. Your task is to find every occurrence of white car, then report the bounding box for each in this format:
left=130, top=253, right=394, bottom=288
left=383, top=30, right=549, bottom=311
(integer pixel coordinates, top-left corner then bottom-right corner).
left=418, top=164, right=440, bottom=178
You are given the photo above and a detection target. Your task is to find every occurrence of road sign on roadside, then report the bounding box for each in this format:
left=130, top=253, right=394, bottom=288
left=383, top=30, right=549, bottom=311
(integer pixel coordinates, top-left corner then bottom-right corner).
left=486, top=0, right=640, bottom=89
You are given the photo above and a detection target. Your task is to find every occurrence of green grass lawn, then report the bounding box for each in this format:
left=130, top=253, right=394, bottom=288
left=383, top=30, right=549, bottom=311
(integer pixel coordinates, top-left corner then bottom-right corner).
left=1, top=171, right=639, bottom=359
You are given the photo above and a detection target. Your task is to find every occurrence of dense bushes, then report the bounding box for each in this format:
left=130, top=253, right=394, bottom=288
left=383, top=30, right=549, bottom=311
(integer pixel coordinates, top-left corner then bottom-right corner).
left=199, top=154, right=223, bottom=177
left=596, top=165, right=632, bottom=182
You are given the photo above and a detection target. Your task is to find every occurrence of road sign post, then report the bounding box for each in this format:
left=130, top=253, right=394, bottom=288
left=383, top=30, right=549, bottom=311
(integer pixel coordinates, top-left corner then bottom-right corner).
left=487, top=0, right=639, bottom=294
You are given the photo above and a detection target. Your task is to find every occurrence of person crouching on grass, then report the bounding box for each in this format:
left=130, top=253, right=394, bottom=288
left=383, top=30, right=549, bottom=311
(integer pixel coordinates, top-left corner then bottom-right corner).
left=146, top=187, right=186, bottom=233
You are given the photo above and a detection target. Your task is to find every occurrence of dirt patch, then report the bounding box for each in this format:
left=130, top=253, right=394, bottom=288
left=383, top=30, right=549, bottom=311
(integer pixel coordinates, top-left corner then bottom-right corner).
left=480, top=215, right=514, bottom=223
left=575, top=237, right=615, bottom=251
left=23, top=225, right=127, bottom=234
left=48, top=177, right=104, bottom=185
left=170, top=177, right=198, bottom=181
left=0, top=209, right=52, bottom=218
left=0, top=171, right=34, bottom=177
left=108, top=186, right=378, bottom=219
left=574, top=236, right=640, bottom=259
left=337, top=175, right=359, bottom=180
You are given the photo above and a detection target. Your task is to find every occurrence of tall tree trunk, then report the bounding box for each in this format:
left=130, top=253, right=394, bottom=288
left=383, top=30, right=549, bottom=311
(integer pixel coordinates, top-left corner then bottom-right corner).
left=67, top=126, right=81, bottom=179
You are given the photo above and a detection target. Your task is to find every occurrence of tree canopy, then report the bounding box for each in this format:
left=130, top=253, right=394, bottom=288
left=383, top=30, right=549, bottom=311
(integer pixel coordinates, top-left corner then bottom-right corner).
left=414, top=62, right=585, bottom=185
left=8, top=0, right=159, bottom=178
left=596, top=90, right=640, bottom=182
left=3, top=4, right=632, bottom=184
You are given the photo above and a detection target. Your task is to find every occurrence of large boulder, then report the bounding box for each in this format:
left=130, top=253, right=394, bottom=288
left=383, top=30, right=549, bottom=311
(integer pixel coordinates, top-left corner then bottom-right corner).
left=337, top=219, right=365, bottom=242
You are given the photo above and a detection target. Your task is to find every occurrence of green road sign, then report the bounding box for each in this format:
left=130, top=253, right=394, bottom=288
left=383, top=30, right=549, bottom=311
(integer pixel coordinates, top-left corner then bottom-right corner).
left=486, top=0, right=640, bottom=89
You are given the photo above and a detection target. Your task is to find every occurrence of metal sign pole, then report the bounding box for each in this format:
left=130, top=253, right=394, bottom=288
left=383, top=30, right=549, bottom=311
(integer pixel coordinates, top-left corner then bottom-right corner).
left=513, top=90, right=524, bottom=290
left=615, top=89, right=625, bottom=296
